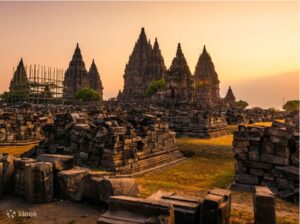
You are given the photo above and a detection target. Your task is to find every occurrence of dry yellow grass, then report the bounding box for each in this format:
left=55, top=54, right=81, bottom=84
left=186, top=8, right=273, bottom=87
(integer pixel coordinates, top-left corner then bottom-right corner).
left=0, top=144, right=36, bottom=156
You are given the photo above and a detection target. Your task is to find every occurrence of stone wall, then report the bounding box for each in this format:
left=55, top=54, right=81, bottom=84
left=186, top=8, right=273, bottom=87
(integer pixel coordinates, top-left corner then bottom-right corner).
left=0, top=104, right=104, bottom=145
left=226, top=108, right=287, bottom=125
left=163, top=109, right=228, bottom=138
left=231, top=120, right=299, bottom=203
left=39, top=111, right=183, bottom=173
left=0, top=108, right=50, bottom=144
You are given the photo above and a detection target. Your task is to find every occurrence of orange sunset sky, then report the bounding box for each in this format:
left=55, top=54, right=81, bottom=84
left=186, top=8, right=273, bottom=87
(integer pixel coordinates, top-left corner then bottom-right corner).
left=0, top=1, right=298, bottom=109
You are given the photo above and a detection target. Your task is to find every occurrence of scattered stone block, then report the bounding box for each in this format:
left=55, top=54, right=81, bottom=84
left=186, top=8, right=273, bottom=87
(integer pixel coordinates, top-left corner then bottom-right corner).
left=97, top=196, right=174, bottom=224
left=13, top=158, right=36, bottom=197
left=235, top=174, right=259, bottom=185
left=147, top=190, right=202, bottom=224
left=201, top=188, right=231, bottom=224
left=253, top=186, right=276, bottom=224
left=36, top=154, right=74, bottom=172
left=24, top=162, right=54, bottom=203
left=57, top=167, right=89, bottom=201
left=0, top=154, right=14, bottom=194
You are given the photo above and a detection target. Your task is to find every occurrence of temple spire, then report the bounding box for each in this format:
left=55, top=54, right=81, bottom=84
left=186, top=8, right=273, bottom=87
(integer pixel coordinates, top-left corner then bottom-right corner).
left=9, top=58, right=29, bottom=92
left=176, top=43, right=183, bottom=57
left=88, top=59, right=103, bottom=99
left=224, top=86, right=236, bottom=104
left=194, top=45, right=220, bottom=108
left=72, top=43, right=83, bottom=61
left=169, top=43, right=192, bottom=77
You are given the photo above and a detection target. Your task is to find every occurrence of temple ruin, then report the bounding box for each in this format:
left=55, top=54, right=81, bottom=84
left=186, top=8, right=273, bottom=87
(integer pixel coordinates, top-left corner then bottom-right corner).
left=120, top=28, right=167, bottom=102
left=63, top=44, right=103, bottom=100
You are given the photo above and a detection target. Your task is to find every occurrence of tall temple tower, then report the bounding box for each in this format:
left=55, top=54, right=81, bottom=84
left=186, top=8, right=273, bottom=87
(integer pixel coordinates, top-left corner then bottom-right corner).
left=194, top=46, right=220, bottom=108
left=9, top=58, right=30, bottom=93
left=163, top=43, right=193, bottom=104
left=88, top=59, right=103, bottom=100
left=63, top=43, right=89, bottom=99
left=121, top=28, right=167, bottom=101
left=224, top=86, right=236, bottom=105
left=145, top=38, right=167, bottom=82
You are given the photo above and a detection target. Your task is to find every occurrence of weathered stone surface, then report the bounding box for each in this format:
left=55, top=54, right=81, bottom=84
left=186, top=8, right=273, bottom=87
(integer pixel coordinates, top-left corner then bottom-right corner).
left=147, top=190, right=202, bottom=224
left=36, top=154, right=74, bottom=172
left=97, top=196, right=174, bottom=224
left=38, top=111, right=183, bottom=174
left=253, top=186, right=276, bottom=224
left=235, top=174, right=259, bottom=185
left=261, top=154, right=289, bottom=166
left=57, top=167, right=89, bottom=200
left=202, top=188, right=231, bottom=224
left=98, top=177, right=139, bottom=203
left=81, top=176, right=139, bottom=203
left=272, top=166, right=299, bottom=182
left=24, top=162, right=53, bottom=203
left=0, top=154, right=14, bottom=194
left=232, top=121, right=299, bottom=203
left=13, top=158, right=36, bottom=197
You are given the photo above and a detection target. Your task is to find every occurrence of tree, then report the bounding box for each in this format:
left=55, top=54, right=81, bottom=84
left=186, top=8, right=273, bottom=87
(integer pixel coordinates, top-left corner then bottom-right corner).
left=268, top=107, right=279, bottom=112
left=146, top=79, right=166, bottom=96
left=0, top=91, right=26, bottom=102
left=235, top=100, right=249, bottom=109
left=75, top=88, right=101, bottom=101
left=283, top=100, right=300, bottom=112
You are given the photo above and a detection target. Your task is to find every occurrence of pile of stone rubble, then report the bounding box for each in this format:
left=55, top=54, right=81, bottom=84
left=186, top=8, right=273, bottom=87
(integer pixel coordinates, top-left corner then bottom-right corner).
left=0, top=108, right=49, bottom=144
left=0, top=153, right=232, bottom=224
left=0, top=153, right=139, bottom=203
left=36, top=111, right=184, bottom=173
left=231, top=119, right=299, bottom=203
left=163, top=109, right=228, bottom=138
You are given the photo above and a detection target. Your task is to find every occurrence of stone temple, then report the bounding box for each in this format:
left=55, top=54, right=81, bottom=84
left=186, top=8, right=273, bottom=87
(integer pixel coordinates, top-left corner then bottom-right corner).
left=88, top=59, right=104, bottom=98
left=224, top=86, right=236, bottom=106
left=63, top=44, right=103, bottom=100
left=119, top=28, right=224, bottom=110
left=194, top=46, right=221, bottom=108
left=156, top=43, right=194, bottom=105
left=120, top=27, right=167, bottom=101
left=9, top=58, right=30, bottom=93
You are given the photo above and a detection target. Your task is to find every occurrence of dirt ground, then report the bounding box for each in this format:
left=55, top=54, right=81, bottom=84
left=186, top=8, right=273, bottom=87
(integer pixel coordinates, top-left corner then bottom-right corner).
left=0, top=195, right=103, bottom=224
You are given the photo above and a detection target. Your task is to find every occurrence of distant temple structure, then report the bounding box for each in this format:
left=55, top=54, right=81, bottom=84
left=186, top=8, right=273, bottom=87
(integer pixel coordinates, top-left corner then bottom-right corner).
left=63, top=44, right=89, bottom=99
left=63, top=44, right=103, bottom=100
left=194, top=46, right=221, bottom=108
left=9, top=58, right=30, bottom=94
left=88, top=59, right=104, bottom=98
left=224, top=86, right=236, bottom=106
left=159, top=43, right=193, bottom=104
left=120, top=28, right=167, bottom=101
left=120, top=28, right=225, bottom=109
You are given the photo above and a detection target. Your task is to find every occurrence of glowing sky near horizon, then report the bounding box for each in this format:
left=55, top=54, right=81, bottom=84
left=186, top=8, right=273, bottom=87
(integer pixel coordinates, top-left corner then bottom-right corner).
left=0, top=1, right=298, bottom=108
